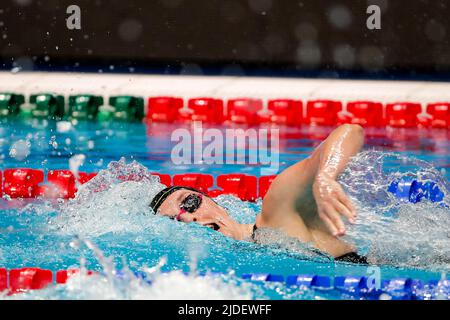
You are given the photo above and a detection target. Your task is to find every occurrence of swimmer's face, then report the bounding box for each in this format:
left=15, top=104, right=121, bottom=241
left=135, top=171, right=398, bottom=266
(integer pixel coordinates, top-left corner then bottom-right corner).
left=156, top=189, right=229, bottom=231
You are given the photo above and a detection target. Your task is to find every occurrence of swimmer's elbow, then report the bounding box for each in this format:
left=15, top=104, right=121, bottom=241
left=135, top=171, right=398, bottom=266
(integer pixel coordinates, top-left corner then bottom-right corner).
left=352, top=124, right=364, bottom=135
left=340, top=124, right=364, bottom=142
left=341, top=123, right=364, bottom=134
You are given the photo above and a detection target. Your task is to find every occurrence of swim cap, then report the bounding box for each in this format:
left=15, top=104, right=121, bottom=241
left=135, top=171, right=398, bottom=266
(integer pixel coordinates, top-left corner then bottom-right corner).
left=147, top=181, right=167, bottom=210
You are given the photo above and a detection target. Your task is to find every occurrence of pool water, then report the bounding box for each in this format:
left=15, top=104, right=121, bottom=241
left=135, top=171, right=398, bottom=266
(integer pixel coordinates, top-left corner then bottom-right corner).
left=0, top=119, right=449, bottom=300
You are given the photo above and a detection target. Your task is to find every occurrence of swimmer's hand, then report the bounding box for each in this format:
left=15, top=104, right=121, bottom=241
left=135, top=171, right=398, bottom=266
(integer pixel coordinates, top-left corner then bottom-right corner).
left=199, top=215, right=248, bottom=241
left=312, top=173, right=357, bottom=237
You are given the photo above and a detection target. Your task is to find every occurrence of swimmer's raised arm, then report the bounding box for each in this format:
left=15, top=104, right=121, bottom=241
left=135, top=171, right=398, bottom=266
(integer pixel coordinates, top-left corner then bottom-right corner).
left=259, top=124, right=365, bottom=245
left=309, top=124, right=364, bottom=236
left=312, top=124, right=365, bottom=180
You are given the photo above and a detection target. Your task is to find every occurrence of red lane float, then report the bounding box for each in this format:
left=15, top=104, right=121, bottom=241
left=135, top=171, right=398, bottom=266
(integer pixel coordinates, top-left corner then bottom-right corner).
left=45, top=170, right=76, bottom=199
left=0, top=268, right=96, bottom=294
left=9, top=268, right=53, bottom=294
left=0, top=169, right=270, bottom=200
left=143, top=95, right=449, bottom=129
left=226, top=98, right=263, bottom=125
left=173, top=174, right=214, bottom=193
left=147, top=97, right=183, bottom=123
left=427, top=103, right=450, bottom=128
left=344, top=101, right=385, bottom=127
left=386, top=102, right=422, bottom=128
left=42, top=170, right=97, bottom=199
left=259, top=175, right=277, bottom=199
left=209, top=174, right=257, bottom=201
left=3, top=169, right=44, bottom=198
left=0, top=268, right=7, bottom=292
left=260, top=99, right=303, bottom=126
left=183, top=98, right=224, bottom=123
left=305, top=100, right=342, bottom=126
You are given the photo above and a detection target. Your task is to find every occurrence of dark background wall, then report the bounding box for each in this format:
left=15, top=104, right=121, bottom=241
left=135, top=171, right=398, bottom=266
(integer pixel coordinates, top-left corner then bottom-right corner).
left=1, top=0, right=449, bottom=79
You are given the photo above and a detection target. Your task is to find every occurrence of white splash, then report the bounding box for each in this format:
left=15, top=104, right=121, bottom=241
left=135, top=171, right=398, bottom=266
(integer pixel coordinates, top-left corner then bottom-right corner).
left=69, top=154, right=85, bottom=179
left=338, top=150, right=450, bottom=270
left=53, top=158, right=166, bottom=236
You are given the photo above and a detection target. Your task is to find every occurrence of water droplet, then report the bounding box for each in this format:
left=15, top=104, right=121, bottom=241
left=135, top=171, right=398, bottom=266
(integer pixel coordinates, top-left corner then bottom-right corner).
left=11, top=66, right=21, bottom=73
left=9, top=139, right=31, bottom=160
left=379, top=293, right=392, bottom=300
left=57, top=121, right=72, bottom=133
left=69, top=154, right=86, bottom=177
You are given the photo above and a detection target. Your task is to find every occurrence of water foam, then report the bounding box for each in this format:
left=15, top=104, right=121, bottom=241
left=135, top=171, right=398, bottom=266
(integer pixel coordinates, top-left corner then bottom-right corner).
left=339, top=150, right=450, bottom=270
left=51, top=158, right=166, bottom=236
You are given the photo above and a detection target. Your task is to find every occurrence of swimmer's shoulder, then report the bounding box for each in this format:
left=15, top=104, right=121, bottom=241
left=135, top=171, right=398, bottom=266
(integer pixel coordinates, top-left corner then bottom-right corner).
left=260, top=157, right=315, bottom=222
left=258, top=192, right=313, bottom=244
left=258, top=156, right=330, bottom=244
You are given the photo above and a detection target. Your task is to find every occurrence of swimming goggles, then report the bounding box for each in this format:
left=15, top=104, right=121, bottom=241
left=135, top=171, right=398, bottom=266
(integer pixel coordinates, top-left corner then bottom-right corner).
left=175, top=193, right=203, bottom=221
left=150, top=186, right=204, bottom=220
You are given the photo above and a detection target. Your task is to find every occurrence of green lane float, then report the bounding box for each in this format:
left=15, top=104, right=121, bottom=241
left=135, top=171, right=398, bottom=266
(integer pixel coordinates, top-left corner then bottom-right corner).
left=68, top=94, right=104, bottom=120
left=0, top=93, right=25, bottom=117
left=98, top=96, right=144, bottom=122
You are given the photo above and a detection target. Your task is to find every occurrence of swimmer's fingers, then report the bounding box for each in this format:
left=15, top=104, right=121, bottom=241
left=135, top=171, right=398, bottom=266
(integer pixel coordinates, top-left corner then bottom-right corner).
left=332, top=198, right=356, bottom=224
left=321, top=204, right=346, bottom=236
left=198, top=217, right=226, bottom=228
left=199, top=217, right=234, bottom=238
left=337, top=190, right=357, bottom=216
left=318, top=209, right=339, bottom=237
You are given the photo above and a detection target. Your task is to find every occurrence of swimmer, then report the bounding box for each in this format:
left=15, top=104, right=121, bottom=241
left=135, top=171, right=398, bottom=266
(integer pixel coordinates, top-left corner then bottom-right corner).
left=150, top=124, right=367, bottom=264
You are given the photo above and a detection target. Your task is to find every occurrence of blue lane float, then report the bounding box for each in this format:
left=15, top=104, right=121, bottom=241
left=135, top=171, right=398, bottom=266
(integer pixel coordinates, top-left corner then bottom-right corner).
left=286, top=274, right=332, bottom=289
left=241, top=273, right=284, bottom=282
left=334, top=276, right=370, bottom=291
left=388, top=178, right=445, bottom=204
left=240, top=273, right=449, bottom=300
left=106, top=269, right=449, bottom=300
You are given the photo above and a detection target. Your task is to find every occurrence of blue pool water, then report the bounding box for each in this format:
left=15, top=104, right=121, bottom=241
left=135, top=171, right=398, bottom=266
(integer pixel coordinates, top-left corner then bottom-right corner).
left=0, top=119, right=449, bottom=299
